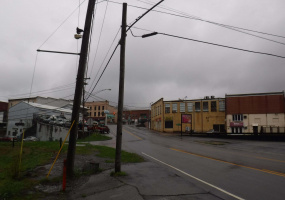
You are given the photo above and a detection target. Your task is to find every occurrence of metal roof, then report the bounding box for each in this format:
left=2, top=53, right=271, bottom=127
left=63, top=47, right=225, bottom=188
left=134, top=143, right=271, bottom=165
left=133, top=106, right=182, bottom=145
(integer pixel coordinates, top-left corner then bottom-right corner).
left=24, top=101, right=72, bottom=113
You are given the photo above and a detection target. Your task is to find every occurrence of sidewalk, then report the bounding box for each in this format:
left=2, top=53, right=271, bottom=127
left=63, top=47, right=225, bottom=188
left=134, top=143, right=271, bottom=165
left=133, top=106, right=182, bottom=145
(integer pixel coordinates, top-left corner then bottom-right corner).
left=67, top=161, right=220, bottom=200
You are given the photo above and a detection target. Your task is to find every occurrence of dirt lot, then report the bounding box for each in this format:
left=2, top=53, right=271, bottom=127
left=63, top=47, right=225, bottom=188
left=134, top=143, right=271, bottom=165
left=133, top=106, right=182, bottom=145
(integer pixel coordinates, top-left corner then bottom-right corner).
left=25, top=154, right=114, bottom=199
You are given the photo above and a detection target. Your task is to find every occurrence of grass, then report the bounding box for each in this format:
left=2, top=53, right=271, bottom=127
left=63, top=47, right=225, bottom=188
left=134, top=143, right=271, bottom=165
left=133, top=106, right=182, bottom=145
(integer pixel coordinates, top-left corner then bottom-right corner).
left=110, top=171, right=127, bottom=177
left=0, top=136, right=144, bottom=200
left=0, top=141, right=66, bottom=200
left=77, top=133, right=112, bottom=142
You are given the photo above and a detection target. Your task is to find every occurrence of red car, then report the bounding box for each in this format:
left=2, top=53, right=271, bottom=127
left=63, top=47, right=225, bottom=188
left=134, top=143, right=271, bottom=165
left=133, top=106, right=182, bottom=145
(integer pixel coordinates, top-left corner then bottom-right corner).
left=88, top=124, right=110, bottom=134
left=0, top=136, right=17, bottom=142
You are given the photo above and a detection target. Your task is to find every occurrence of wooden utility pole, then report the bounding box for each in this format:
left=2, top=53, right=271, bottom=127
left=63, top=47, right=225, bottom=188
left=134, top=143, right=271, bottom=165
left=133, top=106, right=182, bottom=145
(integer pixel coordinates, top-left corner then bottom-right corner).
left=66, top=0, right=96, bottom=178
left=115, top=3, right=127, bottom=173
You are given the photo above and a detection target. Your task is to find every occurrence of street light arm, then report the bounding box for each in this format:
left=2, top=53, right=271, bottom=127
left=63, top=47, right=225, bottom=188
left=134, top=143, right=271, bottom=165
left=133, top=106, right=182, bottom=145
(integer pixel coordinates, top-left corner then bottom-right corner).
left=142, top=32, right=158, bottom=38
left=126, top=0, right=164, bottom=32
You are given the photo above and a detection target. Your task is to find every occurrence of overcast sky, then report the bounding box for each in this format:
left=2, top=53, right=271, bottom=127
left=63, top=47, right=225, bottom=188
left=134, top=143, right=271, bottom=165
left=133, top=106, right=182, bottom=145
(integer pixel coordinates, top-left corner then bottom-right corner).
left=1, top=0, right=285, bottom=109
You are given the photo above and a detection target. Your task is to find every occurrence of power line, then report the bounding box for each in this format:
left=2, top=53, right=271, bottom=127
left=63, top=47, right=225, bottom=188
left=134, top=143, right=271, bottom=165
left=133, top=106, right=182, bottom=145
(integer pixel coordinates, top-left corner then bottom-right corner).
left=86, top=42, right=120, bottom=101
left=86, top=27, right=121, bottom=99
left=126, top=0, right=164, bottom=32
left=135, top=0, right=285, bottom=40
left=1, top=83, right=76, bottom=99
left=138, top=30, right=285, bottom=59
left=108, top=0, right=285, bottom=46
left=86, top=91, right=150, bottom=110
left=88, top=0, right=110, bottom=78
left=38, top=0, right=88, bottom=49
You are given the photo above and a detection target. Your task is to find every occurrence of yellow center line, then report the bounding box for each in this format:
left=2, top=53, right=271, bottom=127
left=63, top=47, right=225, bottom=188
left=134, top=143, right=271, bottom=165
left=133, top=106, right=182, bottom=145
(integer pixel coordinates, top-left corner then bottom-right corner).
left=255, top=156, right=285, bottom=163
left=123, top=129, right=143, bottom=140
left=171, top=148, right=285, bottom=178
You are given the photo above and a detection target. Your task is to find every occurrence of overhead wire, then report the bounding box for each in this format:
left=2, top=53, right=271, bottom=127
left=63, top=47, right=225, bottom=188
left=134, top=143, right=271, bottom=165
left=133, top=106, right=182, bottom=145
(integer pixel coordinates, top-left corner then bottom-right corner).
left=135, top=0, right=285, bottom=40
left=85, top=27, right=121, bottom=100
left=133, top=29, right=285, bottom=59
left=86, top=91, right=150, bottom=110
left=108, top=0, right=285, bottom=46
left=88, top=0, right=110, bottom=78
left=1, top=82, right=76, bottom=99
left=86, top=0, right=165, bottom=101
left=38, top=0, right=88, bottom=49
left=86, top=42, right=120, bottom=101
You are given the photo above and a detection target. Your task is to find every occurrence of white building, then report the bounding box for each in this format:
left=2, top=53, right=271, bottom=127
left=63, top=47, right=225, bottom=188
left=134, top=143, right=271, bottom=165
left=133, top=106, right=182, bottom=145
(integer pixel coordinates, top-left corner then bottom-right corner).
left=6, top=101, right=74, bottom=137
left=226, top=92, right=285, bottom=134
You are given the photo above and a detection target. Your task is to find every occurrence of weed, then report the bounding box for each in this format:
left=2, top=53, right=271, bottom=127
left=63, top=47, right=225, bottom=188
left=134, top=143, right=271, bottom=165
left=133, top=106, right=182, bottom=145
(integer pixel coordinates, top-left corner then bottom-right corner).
left=110, top=171, right=127, bottom=177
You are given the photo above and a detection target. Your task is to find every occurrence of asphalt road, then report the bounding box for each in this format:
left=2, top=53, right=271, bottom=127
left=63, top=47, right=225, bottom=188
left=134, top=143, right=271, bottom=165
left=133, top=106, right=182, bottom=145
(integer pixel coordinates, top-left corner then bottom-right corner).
left=107, top=125, right=285, bottom=200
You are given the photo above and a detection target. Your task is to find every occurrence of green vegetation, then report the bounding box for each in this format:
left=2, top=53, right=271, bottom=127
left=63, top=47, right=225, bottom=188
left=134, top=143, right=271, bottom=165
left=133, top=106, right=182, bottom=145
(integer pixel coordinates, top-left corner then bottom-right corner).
left=94, top=145, right=145, bottom=163
left=0, top=141, right=67, bottom=200
left=0, top=136, right=144, bottom=200
left=77, top=133, right=112, bottom=142
left=110, top=171, right=127, bottom=177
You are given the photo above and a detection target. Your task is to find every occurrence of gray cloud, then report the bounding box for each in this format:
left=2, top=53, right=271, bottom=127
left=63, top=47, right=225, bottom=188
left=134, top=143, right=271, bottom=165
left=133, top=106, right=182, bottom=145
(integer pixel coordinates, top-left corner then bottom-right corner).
left=1, top=0, right=285, bottom=110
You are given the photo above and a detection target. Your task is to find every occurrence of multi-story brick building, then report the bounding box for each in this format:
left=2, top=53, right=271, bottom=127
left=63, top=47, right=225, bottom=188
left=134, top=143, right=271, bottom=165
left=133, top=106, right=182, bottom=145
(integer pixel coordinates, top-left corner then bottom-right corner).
left=85, top=101, right=117, bottom=123
left=226, top=92, right=285, bottom=134
left=151, top=97, right=226, bottom=133
left=123, top=109, right=150, bottom=126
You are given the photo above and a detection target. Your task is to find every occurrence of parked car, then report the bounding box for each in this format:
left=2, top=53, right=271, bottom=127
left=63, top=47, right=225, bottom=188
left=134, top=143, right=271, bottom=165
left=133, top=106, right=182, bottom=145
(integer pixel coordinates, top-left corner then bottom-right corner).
left=0, top=136, right=17, bottom=142
left=95, top=124, right=110, bottom=134
left=55, top=118, right=66, bottom=126
left=42, top=115, right=51, bottom=123
left=64, top=120, right=71, bottom=128
left=23, top=136, right=39, bottom=141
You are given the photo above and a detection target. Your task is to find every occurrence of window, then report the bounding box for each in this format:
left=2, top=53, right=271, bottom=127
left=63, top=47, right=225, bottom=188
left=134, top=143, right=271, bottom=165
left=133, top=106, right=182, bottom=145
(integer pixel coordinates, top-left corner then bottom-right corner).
left=219, top=100, right=225, bottom=111
left=156, top=107, right=158, bottom=116
left=233, top=114, right=243, bottom=121
left=165, top=120, right=173, bottom=128
left=187, top=102, right=193, bottom=112
left=98, top=112, right=101, bottom=116
left=180, top=103, right=185, bottom=113
left=94, top=106, right=96, bottom=110
left=98, top=106, right=101, bottom=110
left=203, top=102, right=208, bottom=112
left=165, top=104, right=170, bottom=113
left=172, top=103, right=177, bottom=113
left=94, top=112, right=96, bottom=116
left=195, top=102, right=201, bottom=112
left=211, top=101, right=217, bottom=112
left=102, top=106, right=104, bottom=110
left=102, top=112, right=105, bottom=116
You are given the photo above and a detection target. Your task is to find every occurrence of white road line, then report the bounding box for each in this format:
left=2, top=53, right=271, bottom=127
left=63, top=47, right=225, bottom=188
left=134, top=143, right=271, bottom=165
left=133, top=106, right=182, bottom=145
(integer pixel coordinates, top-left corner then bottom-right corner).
left=142, top=152, right=245, bottom=200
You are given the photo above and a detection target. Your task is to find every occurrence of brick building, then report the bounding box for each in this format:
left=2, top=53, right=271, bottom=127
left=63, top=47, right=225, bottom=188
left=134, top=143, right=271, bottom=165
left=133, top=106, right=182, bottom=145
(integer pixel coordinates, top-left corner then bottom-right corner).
left=226, top=92, right=285, bottom=134
left=85, top=101, right=117, bottom=123
left=151, top=97, right=225, bottom=133
left=123, top=110, right=150, bottom=126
